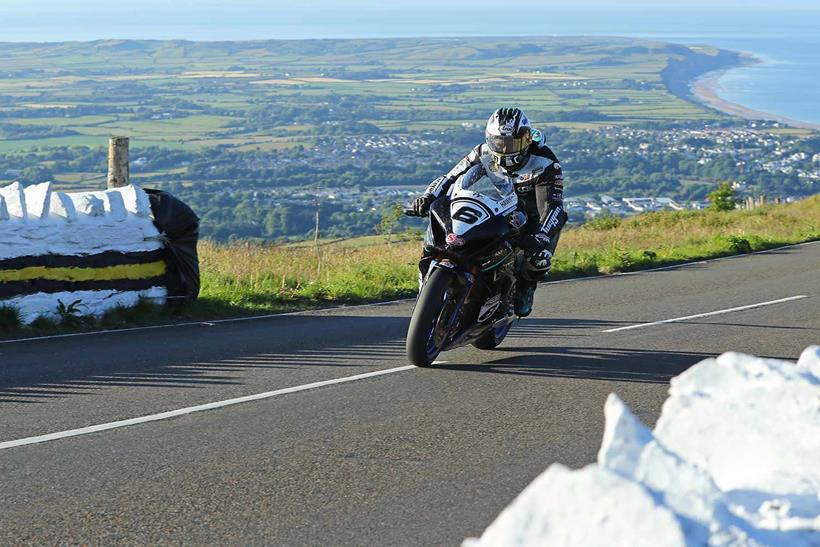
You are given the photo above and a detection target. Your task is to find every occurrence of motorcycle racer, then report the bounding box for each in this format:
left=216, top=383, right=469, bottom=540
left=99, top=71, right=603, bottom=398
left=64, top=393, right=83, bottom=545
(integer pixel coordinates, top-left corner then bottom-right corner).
left=412, top=107, right=567, bottom=317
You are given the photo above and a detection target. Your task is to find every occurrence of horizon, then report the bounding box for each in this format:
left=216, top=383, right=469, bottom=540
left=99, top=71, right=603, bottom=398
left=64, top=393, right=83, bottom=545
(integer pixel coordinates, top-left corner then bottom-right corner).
left=1, top=2, right=819, bottom=43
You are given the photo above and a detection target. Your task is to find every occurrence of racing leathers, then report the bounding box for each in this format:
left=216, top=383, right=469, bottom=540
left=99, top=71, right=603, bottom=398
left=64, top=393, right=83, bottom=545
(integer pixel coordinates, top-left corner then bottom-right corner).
left=416, top=140, right=567, bottom=316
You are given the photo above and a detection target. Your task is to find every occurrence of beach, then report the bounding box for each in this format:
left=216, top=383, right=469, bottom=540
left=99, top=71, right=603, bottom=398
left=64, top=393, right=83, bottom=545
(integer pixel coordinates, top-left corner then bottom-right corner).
left=690, top=57, right=820, bottom=131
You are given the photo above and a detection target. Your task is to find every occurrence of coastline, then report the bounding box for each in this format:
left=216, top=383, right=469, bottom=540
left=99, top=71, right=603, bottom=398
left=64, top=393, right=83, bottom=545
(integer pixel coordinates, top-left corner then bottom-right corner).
left=689, top=54, right=820, bottom=131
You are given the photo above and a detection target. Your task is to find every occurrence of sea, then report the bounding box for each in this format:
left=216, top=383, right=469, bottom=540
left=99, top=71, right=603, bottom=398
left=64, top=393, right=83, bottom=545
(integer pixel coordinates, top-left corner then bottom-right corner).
left=1, top=6, right=818, bottom=126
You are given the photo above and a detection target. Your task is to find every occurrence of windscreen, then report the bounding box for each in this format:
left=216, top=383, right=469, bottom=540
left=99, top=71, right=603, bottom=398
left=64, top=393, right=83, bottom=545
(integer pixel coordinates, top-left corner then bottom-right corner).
left=457, top=170, right=514, bottom=202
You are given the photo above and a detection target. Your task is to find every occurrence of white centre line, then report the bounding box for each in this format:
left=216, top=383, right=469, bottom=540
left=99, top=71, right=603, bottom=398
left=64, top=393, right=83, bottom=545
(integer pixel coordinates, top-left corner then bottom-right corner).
left=0, top=365, right=417, bottom=451
left=601, top=295, right=809, bottom=333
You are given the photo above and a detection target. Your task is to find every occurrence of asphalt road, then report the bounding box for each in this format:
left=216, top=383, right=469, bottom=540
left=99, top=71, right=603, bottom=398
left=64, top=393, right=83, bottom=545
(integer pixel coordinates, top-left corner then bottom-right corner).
left=0, top=243, right=818, bottom=546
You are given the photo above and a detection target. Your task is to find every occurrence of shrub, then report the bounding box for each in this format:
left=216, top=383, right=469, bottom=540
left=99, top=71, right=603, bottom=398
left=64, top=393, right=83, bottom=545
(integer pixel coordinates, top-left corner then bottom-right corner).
left=0, top=305, right=22, bottom=331
left=29, top=315, right=58, bottom=331
left=726, top=235, right=752, bottom=254
left=99, top=297, right=165, bottom=327
left=708, top=182, right=737, bottom=212
left=56, top=299, right=86, bottom=328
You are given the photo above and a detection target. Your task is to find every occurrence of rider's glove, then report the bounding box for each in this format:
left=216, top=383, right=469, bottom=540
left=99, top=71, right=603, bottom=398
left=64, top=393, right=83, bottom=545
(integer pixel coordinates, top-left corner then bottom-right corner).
left=412, top=193, right=435, bottom=217
left=530, top=248, right=553, bottom=272
left=520, top=232, right=551, bottom=255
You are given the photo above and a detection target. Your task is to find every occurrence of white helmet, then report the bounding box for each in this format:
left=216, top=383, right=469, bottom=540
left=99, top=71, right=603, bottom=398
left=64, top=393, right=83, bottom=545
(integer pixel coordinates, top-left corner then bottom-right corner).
left=485, top=107, right=533, bottom=171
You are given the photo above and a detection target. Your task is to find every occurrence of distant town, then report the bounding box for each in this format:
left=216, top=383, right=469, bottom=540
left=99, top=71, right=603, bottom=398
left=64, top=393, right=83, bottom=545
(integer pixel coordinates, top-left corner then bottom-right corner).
left=2, top=121, right=816, bottom=241
left=188, top=121, right=817, bottom=236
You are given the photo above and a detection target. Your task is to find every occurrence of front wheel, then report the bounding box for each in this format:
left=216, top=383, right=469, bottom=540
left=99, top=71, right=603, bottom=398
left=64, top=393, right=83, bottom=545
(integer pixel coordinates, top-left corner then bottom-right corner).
left=406, top=268, right=456, bottom=367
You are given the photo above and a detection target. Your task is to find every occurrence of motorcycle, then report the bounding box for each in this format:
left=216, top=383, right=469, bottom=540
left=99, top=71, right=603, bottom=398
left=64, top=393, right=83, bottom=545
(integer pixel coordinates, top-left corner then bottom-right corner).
left=403, top=163, right=527, bottom=367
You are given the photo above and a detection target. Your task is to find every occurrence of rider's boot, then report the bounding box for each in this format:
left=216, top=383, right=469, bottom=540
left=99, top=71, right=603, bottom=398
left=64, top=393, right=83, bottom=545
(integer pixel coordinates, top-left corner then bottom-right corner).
left=514, top=280, right=538, bottom=317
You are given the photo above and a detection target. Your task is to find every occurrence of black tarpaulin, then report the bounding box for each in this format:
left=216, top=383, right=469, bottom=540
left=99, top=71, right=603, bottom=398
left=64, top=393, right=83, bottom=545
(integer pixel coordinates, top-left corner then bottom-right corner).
left=145, top=188, right=200, bottom=300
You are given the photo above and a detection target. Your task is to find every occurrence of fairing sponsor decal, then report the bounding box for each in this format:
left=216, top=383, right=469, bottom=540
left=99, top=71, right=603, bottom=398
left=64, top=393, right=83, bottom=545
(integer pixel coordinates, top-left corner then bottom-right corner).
left=477, top=294, right=501, bottom=322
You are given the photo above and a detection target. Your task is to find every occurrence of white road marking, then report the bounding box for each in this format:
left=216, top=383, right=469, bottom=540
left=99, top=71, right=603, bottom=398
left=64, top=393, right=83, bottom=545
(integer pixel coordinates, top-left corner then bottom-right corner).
left=0, top=365, right=417, bottom=451
left=602, top=295, right=809, bottom=333
left=2, top=240, right=815, bottom=346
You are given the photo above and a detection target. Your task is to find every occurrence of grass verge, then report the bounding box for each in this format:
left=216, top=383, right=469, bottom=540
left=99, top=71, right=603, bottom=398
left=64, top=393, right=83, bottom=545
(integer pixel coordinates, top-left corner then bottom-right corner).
left=1, top=196, right=818, bottom=339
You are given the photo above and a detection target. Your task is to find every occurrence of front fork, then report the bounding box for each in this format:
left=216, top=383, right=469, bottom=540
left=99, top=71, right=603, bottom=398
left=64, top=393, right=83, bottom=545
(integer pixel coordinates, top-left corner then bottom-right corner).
left=418, top=254, right=432, bottom=290
left=417, top=233, right=436, bottom=289
left=418, top=223, right=437, bottom=287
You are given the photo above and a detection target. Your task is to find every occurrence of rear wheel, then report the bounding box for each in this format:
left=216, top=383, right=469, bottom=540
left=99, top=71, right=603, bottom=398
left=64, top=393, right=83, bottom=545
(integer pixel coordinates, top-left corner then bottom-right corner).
left=406, top=269, right=457, bottom=367
left=472, top=320, right=512, bottom=350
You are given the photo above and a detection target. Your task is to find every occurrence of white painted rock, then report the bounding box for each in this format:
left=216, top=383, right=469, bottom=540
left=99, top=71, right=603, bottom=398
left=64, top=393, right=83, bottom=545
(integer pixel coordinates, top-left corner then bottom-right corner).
left=465, top=464, right=686, bottom=547
left=23, top=181, right=52, bottom=220
left=467, top=350, right=820, bottom=546
left=0, top=181, right=26, bottom=219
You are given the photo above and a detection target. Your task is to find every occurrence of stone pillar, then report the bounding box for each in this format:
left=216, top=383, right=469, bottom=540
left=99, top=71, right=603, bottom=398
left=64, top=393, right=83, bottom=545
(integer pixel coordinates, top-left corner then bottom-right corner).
left=107, top=136, right=130, bottom=188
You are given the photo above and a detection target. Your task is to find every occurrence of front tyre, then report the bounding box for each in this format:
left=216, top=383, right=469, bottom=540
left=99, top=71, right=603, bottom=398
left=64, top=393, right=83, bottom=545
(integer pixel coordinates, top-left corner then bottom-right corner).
left=406, top=268, right=455, bottom=367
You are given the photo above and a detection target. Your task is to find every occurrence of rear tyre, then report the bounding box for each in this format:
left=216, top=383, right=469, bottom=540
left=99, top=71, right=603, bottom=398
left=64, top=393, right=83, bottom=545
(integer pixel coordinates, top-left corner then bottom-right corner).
left=406, top=268, right=455, bottom=367
left=472, top=320, right=512, bottom=350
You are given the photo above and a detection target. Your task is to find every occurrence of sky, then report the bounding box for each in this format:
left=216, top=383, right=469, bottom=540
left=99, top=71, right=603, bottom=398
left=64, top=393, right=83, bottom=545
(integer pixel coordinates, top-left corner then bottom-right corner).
left=2, top=0, right=819, bottom=13
left=0, top=0, right=817, bottom=42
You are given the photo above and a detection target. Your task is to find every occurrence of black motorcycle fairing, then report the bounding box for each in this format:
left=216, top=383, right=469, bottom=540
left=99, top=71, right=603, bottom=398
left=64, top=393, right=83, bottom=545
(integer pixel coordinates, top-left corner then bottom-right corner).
left=422, top=203, right=519, bottom=280
left=460, top=256, right=515, bottom=326
left=478, top=240, right=515, bottom=272
left=428, top=197, right=452, bottom=247
left=457, top=215, right=510, bottom=250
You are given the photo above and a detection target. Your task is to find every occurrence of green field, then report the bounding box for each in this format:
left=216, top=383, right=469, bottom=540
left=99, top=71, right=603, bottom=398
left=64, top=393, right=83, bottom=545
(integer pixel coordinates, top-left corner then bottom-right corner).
left=0, top=37, right=729, bottom=155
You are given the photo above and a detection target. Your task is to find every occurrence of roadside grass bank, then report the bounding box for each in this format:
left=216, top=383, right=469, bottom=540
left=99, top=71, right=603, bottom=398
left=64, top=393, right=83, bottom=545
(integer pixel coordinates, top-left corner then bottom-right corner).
left=197, top=196, right=819, bottom=311
left=551, top=196, right=819, bottom=278
left=1, top=196, right=818, bottom=339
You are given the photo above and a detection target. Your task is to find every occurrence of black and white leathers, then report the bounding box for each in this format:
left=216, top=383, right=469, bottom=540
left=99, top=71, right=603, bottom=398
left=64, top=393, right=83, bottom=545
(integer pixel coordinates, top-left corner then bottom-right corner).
left=425, top=141, right=566, bottom=248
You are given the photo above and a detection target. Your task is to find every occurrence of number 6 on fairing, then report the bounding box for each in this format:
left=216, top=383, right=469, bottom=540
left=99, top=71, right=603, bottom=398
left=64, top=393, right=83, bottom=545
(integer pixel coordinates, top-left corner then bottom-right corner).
left=452, top=206, right=483, bottom=224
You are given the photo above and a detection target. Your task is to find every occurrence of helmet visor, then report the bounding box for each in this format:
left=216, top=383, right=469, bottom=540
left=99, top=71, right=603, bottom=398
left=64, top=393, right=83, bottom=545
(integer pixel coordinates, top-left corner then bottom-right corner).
left=486, top=134, right=530, bottom=157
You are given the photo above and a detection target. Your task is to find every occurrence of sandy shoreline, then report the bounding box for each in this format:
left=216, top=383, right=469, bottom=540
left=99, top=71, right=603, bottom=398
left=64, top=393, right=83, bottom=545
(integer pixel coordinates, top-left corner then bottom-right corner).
left=690, top=57, right=820, bottom=131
